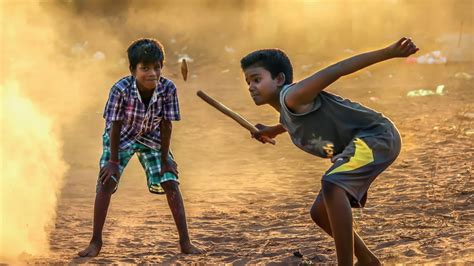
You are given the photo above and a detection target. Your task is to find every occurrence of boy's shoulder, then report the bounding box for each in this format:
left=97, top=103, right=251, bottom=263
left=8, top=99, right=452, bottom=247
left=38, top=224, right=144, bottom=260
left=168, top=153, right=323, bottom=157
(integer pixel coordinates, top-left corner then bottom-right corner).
left=159, top=76, right=176, bottom=89
left=158, top=76, right=178, bottom=94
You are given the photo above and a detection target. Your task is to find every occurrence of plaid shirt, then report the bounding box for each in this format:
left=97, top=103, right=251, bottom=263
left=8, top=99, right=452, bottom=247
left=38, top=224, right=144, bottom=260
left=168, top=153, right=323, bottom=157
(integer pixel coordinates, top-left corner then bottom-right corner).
left=103, top=75, right=180, bottom=151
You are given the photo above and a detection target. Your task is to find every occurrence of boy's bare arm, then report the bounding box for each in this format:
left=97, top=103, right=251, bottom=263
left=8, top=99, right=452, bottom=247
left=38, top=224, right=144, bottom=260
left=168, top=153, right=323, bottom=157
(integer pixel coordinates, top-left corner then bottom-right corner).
left=100, top=121, right=122, bottom=184
left=285, top=37, right=419, bottom=112
left=109, top=121, right=121, bottom=162
left=159, top=119, right=178, bottom=176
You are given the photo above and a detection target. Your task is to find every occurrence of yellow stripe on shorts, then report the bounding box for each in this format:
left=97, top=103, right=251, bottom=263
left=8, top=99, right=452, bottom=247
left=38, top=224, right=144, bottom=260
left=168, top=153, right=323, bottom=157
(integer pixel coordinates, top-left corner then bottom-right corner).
left=327, top=138, right=374, bottom=175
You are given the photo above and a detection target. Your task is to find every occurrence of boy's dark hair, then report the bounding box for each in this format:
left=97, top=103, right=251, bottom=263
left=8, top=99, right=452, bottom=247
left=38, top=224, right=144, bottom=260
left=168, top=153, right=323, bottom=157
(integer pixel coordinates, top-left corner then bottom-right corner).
left=127, top=38, right=165, bottom=70
left=240, top=49, right=293, bottom=85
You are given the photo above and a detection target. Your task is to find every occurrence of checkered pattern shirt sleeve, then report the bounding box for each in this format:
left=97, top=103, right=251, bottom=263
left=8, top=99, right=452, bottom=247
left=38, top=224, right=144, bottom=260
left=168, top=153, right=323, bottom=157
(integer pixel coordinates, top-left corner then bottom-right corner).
left=103, top=84, right=125, bottom=122
left=163, top=81, right=181, bottom=121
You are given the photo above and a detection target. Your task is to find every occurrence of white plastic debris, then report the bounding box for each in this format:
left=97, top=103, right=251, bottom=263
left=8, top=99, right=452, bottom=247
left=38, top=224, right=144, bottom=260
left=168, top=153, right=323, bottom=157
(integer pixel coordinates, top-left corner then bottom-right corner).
left=407, top=85, right=445, bottom=97
left=406, top=50, right=447, bottom=64
left=71, top=41, right=88, bottom=55
left=93, top=51, right=106, bottom=60
left=454, top=72, right=472, bottom=80
left=177, top=54, right=194, bottom=63
left=224, top=46, right=235, bottom=53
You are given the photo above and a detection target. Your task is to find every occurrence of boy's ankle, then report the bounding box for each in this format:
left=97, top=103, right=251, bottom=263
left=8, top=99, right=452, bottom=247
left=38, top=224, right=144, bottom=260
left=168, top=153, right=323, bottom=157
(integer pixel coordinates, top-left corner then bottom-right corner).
left=90, top=237, right=103, bottom=244
left=179, top=238, right=191, bottom=246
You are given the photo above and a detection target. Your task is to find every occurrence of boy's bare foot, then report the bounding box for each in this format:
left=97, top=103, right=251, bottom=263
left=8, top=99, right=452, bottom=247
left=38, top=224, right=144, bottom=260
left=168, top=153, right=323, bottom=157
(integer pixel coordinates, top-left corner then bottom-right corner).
left=355, top=256, right=381, bottom=266
left=78, top=240, right=102, bottom=257
left=180, top=241, right=204, bottom=254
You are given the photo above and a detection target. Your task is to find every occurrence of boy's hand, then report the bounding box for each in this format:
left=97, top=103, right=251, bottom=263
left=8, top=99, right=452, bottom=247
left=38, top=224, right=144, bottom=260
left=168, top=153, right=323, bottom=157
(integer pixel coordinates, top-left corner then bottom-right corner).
left=386, top=37, right=419, bottom=58
left=251, top=123, right=279, bottom=144
left=160, top=159, right=179, bottom=177
left=100, top=161, right=121, bottom=185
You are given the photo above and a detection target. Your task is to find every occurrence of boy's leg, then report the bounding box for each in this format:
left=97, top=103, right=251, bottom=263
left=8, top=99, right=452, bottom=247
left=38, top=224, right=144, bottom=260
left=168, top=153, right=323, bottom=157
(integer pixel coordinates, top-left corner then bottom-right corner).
left=79, top=133, right=133, bottom=257
left=78, top=180, right=116, bottom=257
left=321, top=180, right=354, bottom=266
left=161, top=180, right=203, bottom=254
left=310, top=192, right=381, bottom=265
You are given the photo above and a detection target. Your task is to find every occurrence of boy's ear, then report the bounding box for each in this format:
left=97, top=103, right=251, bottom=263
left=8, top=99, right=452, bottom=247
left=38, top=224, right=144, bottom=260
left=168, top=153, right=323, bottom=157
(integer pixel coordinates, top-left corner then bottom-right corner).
left=129, top=65, right=136, bottom=76
left=276, top=72, right=286, bottom=86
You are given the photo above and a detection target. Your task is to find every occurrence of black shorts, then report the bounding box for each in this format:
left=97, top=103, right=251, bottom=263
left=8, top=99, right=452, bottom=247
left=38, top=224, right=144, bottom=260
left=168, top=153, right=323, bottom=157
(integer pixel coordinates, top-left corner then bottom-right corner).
left=322, top=125, right=402, bottom=208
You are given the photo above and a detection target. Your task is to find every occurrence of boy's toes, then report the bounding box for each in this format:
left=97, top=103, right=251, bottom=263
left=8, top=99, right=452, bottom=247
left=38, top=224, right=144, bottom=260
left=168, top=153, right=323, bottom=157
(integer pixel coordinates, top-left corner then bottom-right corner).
left=78, top=242, right=102, bottom=257
left=181, top=242, right=205, bottom=254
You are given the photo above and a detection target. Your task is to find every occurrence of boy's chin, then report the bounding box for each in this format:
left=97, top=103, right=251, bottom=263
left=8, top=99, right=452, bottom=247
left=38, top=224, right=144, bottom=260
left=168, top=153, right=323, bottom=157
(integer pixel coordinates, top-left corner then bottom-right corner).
left=141, top=83, right=157, bottom=90
left=253, top=99, right=265, bottom=106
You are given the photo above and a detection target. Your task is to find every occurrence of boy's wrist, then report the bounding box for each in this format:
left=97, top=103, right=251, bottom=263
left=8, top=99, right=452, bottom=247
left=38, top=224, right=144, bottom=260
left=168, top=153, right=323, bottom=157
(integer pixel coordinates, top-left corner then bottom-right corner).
left=382, top=47, right=395, bottom=59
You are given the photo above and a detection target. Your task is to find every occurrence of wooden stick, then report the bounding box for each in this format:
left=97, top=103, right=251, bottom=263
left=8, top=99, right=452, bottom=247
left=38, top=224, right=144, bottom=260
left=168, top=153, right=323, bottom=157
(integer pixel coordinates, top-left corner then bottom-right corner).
left=197, top=90, right=276, bottom=145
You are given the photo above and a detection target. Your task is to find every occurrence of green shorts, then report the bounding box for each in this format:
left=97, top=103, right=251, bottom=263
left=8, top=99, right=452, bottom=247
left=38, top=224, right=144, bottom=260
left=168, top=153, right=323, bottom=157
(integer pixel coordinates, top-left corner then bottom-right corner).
left=96, top=133, right=179, bottom=194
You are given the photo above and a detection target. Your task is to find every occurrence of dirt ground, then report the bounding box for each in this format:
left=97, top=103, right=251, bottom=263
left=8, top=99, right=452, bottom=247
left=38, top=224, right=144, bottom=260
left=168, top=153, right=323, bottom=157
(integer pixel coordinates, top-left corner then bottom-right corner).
left=26, top=58, right=473, bottom=264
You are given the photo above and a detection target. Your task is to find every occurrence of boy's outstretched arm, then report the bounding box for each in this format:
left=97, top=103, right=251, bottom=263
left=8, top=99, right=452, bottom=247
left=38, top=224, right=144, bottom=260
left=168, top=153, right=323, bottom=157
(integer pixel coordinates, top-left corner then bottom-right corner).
left=285, top=37, right=419, bottom=112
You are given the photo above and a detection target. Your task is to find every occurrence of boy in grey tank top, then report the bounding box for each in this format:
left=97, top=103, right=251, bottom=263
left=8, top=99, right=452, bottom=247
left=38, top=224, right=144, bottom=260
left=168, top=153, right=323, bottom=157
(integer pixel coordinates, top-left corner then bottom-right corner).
left=241, top=37, right=418, bottom=266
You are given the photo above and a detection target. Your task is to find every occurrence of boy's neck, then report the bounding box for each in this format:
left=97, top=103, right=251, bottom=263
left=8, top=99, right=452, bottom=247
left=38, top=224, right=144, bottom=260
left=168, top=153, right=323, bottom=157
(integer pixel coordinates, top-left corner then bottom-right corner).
left=268, top=86, right=283, bottom=112
left=268, top=96, right=282, bottom=113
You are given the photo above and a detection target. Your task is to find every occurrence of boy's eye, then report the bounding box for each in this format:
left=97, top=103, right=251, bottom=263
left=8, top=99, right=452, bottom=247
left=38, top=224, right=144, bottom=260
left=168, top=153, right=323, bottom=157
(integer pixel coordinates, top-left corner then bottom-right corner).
left=142, top=67, right=149, bottom=71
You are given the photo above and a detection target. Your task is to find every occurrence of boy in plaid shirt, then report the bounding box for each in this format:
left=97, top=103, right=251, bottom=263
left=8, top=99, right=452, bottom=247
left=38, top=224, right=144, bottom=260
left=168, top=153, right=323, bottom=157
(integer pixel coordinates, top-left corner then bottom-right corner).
left=79, top=38, right=202, bottom=257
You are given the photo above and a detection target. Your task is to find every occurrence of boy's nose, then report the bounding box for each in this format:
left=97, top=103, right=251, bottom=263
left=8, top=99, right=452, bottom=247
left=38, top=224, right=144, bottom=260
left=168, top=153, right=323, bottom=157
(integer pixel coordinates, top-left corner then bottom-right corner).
left=150, top=70, right=159, bottom=77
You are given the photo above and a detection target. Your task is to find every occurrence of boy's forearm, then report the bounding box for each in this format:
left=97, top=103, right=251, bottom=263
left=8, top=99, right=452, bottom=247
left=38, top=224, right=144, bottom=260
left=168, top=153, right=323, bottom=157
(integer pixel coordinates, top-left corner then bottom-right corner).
left=334, top=48, right=392, bottom=77
left=160, top=119, right=172, bottom=161
left=109, top=121, right=122, bottom=162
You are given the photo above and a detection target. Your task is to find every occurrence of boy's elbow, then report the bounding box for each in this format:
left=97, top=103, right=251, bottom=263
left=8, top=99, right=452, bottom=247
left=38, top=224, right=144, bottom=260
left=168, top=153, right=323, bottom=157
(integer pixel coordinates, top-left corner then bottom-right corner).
left=160, top=119, right=172, bottom=129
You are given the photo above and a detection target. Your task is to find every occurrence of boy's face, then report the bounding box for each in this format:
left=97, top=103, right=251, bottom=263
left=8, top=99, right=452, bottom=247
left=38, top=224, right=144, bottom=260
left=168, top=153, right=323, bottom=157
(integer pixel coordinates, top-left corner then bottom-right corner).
left=131, top=61, right=162, bottom=91
left=244, top=66, right=283, bottom=106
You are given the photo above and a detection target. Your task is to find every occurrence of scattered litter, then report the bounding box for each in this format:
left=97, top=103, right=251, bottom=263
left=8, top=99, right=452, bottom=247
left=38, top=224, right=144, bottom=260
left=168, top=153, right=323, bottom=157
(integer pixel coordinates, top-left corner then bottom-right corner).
left=458, top=112, right=474, bottom=120
left=293, top=250, right=303, bottom=258
left=454, top=72, right=472, bottom=80
left=224, top=46, right=235, bottom=53
left=301, top=64, right=313, bottom=71
left=177, top=54, right=194, bottom=63
left=406, top=50, right=447, bottom=64
left=435, top=84, right=445, bottom=94
left=71, top=41, right=88, bottom=55
left=407, top=85, right=445, bottom=97
left=93, top=51, right=105, bottom=60
left=465, top=129, right=474, bottom=136
left=369, top=96, right=379, bottom=102
left=117, top=58, right=127, bottom=66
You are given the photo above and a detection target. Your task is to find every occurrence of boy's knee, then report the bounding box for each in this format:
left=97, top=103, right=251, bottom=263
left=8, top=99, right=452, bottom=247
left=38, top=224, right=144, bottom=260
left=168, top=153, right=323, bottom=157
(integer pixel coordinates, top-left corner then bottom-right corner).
left=310, top=200, right=324, bottom=226
left=98, top=180, right=116, bottom=195
left=161, top=180, right=179, bottom=193
left=309, top=206, right=319, bottom=224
